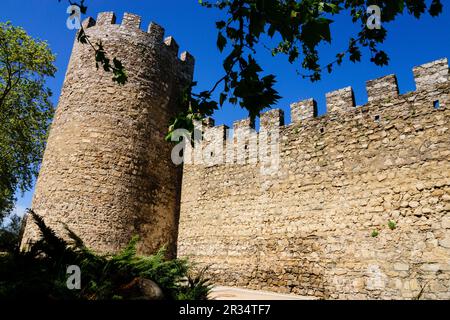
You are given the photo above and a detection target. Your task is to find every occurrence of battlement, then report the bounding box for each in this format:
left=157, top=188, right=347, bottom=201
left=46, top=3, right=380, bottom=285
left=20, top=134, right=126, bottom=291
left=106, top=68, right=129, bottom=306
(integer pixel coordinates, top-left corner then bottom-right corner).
left=366, top=74, right=399, bottom=102
left=179, top=58, right=450, bottom=300
left=188, top=58, right=449, bottom=165
left=81, top=12, right=194, bottom=75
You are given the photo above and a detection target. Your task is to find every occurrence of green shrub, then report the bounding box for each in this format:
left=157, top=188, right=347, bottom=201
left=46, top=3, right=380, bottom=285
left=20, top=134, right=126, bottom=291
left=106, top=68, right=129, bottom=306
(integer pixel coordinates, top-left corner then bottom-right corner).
left=176, top=266, right=212, bottom=300
left=0, top=214, right=22, bottom=252
left=0, top=210, right=212, bottom=300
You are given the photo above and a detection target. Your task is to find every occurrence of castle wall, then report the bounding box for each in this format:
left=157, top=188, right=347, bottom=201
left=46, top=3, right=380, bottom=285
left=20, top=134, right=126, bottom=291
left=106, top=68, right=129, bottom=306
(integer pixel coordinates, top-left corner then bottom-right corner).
left=21, top=12, right=194, bottom=257
left=178, top=59, right=450, bottom=299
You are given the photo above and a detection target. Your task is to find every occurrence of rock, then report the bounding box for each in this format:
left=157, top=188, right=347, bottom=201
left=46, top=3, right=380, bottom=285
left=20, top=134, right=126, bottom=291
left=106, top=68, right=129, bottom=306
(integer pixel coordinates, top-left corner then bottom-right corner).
left=415, top=183, right=425, bottom=191
left=428, top=197, right=439, bottom=204
left=393, top=263, right=409, bottom=271
left=432, top=189, right=444, bottom=197
left=391, top=210, right=401, bottom=219
left=400, top=201, right=409, bottom=208
left=409, top=279, right=419, bottom=291
left=442, top=216, right=450, bottom=229
left=409, top=201, right=420, bottom=208
left=118, top=278, right=164, bottom=300
left=439, top=237, right=450, bottom=249
left=420, top=264, right=440, bottom=272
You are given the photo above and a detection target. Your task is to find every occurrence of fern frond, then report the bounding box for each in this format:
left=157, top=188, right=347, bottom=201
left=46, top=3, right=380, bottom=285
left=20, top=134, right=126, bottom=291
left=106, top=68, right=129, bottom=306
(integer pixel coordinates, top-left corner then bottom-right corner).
left=63, top=223, right=85, bottom=250
left=28, top=210, right=68, bottom=257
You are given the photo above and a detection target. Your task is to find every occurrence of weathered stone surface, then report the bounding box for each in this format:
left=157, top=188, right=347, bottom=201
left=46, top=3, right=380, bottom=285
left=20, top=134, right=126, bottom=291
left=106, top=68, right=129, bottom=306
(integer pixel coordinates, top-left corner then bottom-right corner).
left=442, top=216, right=450, bottom=229
left=20, top=12, right=194, bottom=257
left=439, top=237, right=450, bottom=249
left=178, top=59, right=450, bottom=300
left=393, top=263, right=409, bottom=271
left=413, top=58, right=449, bottom=92
left=290, top=98, right=317, bottom=122
left=366, top=74, right=399, bottom=102
left=326, top=86, right=356, bottom=113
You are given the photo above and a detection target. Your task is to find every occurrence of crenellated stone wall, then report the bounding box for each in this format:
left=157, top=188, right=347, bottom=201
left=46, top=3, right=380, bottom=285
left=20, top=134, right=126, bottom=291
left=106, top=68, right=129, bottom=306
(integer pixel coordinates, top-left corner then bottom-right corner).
left=178, top=58, right=450, bottom=299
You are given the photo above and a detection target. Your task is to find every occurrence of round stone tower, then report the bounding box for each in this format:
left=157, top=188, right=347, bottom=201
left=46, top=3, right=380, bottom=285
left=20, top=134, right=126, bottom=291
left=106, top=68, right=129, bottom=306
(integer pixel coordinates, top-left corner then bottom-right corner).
left=21, top=12, right=194, bottom=257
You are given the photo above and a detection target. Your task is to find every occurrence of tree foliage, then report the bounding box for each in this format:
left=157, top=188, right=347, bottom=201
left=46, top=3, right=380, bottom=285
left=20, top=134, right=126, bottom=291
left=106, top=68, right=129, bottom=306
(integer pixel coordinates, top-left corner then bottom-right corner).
left=0, top=22, right=56, bottom=222
left=166, top=0, right=443, bottom=139
left=0, top=214, right=22, bottom=252
left=0, top=210, right=211, bottom=300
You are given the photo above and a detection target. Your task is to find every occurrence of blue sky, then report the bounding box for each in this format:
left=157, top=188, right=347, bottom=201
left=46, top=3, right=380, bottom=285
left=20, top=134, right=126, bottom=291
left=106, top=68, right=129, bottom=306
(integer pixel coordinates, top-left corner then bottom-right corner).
left=1, top=0, right=449, bottom=216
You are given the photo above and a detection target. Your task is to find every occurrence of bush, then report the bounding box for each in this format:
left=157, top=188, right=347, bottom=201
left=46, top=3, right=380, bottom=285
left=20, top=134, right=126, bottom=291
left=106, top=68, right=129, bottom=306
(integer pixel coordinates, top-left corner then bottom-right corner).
left=388, top=220, right=397, bottom=230
left=0, top=214, right=22, bottom=252
left=0, top=210, right=212, bottom=300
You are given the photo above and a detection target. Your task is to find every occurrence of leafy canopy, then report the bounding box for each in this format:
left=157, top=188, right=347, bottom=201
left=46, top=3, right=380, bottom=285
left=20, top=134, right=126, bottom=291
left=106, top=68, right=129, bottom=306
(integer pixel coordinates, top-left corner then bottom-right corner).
left=0, top=22, right=56, bottom=222
left=166, top=0, right=443, bottom=140
left=0, top=214, right=22, bottom=252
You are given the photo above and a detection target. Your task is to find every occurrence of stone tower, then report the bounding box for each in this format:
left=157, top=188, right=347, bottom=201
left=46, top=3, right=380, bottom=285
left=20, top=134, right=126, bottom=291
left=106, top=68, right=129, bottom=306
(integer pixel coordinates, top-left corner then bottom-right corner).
left=21, top=12, right=194, bottom=257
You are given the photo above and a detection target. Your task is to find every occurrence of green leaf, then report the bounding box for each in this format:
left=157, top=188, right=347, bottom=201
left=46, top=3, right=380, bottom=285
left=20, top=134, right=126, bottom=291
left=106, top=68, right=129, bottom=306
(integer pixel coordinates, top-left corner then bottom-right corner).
left=301, top=18, right=332, bottom=48
left=219, top=92, right=227, bottom=106
left=79, top=4, right=88, bottom=14
left=429, top=0, right=443, bottom=16
left=371, top=50, right=389, bottom=66
left=216, top=21, right=226, bottom=29
left=77, top=28, right=88, bottom=44
left=0, top=22, right=56, bottom=221
left=217, top=32, right=227, bottom=52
